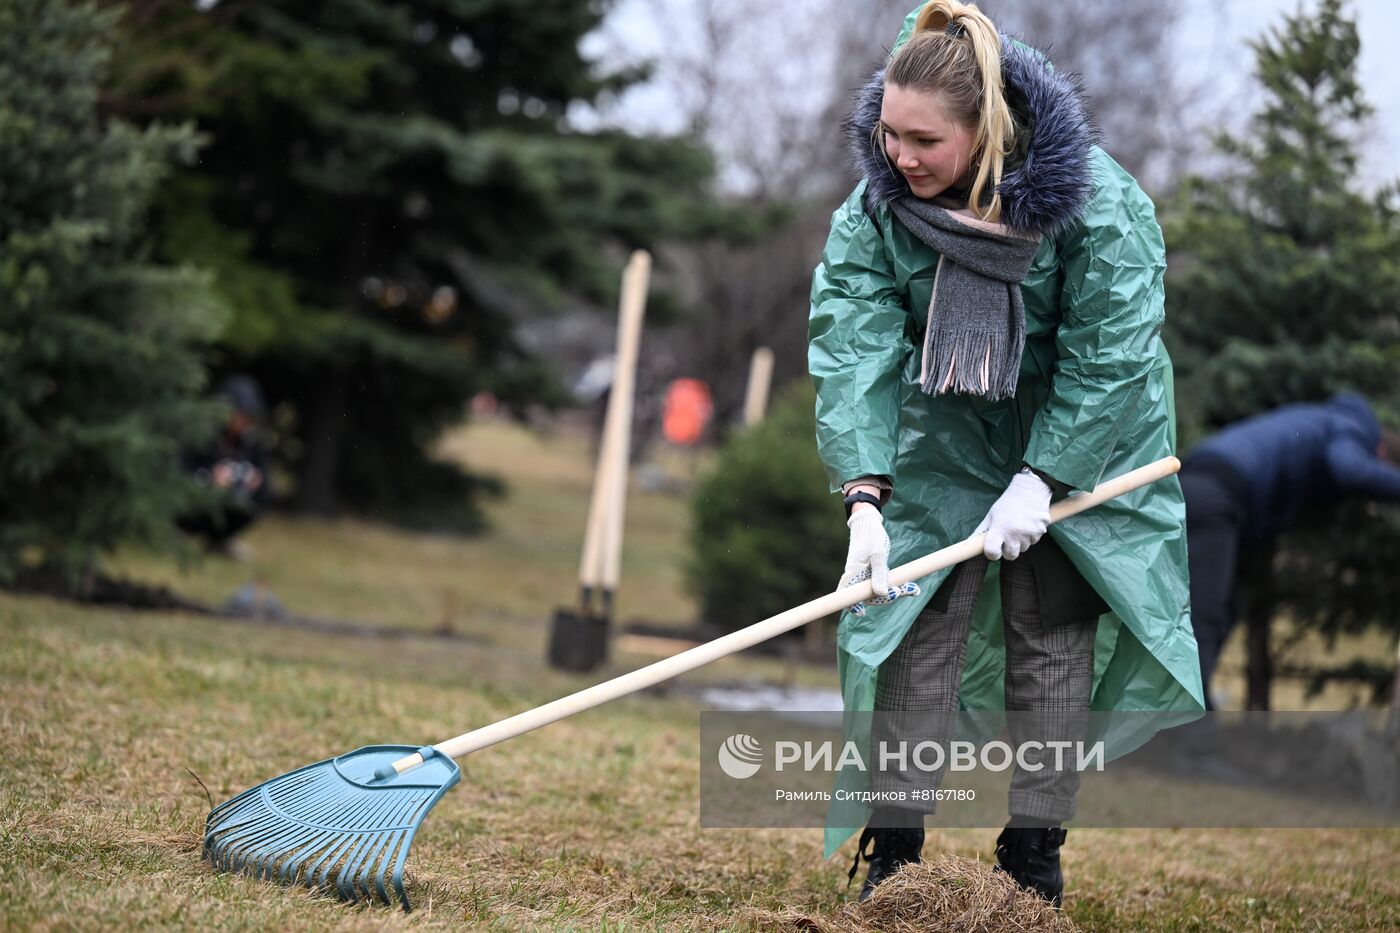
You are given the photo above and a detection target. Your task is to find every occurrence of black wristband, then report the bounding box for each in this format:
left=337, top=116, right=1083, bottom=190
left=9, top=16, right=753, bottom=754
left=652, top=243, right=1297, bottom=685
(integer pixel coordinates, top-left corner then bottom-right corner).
left=843, top=491, right=883, bottom=518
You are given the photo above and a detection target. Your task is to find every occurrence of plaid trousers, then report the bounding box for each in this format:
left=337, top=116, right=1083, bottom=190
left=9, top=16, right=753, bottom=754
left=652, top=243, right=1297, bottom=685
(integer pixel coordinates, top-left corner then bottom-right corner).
left=869, top=550, right=1099, bottom=822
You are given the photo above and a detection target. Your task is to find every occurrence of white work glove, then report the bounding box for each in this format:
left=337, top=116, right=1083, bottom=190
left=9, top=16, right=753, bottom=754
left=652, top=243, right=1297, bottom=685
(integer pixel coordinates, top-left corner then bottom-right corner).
left=840, top=508, right=920, bottom=616
left=976, top=469, right=1053, bottom=561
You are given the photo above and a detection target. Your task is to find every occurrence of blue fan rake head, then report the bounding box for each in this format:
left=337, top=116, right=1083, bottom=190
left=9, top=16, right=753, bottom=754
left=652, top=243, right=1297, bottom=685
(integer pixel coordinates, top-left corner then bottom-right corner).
left=203, top=745, right=460, bottom=911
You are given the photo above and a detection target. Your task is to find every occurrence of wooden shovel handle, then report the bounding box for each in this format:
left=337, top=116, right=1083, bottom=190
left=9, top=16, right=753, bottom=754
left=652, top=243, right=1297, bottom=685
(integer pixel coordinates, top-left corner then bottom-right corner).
left=394, top=456, right=1180, bottom=771
left=578, top=251, right=650, bottom=591
left=601, top=251, right=649, bottom=591
left=742, top=347, right=775, bottom=427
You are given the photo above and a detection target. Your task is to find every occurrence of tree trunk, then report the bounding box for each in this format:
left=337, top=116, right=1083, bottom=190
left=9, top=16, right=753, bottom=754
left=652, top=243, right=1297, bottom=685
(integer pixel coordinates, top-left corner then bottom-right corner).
left=1387, top=637, right=1400, bottom=740
left=1244, top=591, right=1274, bottom=710
left=295, top=372, right=348, bottom=516
left=1240, top=544, right=1277, bottom=711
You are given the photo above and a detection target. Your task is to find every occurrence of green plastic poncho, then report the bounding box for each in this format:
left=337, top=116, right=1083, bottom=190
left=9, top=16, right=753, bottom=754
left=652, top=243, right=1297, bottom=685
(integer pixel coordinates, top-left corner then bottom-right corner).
left=810, top=10, right=1204, bottom=859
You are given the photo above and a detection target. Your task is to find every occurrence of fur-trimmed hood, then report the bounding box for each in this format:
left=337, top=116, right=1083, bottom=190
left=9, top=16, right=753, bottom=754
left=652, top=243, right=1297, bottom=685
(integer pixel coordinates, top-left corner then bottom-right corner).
left=844, top=39, right=1099, bottom=237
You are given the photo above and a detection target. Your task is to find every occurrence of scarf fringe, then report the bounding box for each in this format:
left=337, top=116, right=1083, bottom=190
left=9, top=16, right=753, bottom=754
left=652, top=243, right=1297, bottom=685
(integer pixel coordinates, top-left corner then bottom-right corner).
left=919, top=279, right=1025, bottom=402
left=921, top=327, right=1020, bottom=401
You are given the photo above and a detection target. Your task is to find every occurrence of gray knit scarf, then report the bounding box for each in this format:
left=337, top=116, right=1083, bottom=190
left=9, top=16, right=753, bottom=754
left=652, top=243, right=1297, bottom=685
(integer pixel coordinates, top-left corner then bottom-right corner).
left=889, top=195, right=1041, bottom=400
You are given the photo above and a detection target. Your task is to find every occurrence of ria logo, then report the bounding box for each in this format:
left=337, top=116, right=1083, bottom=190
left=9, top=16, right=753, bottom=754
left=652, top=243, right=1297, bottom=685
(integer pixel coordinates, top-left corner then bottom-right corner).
left=717, top=733, right=764, bottom=779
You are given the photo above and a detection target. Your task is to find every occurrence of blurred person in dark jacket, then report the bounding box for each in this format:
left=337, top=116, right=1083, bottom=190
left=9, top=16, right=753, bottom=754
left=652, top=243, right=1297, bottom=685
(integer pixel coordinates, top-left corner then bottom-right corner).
left=1181, top=393, right=1400, bottom=706
left=178, top=375, right=270, bottom=553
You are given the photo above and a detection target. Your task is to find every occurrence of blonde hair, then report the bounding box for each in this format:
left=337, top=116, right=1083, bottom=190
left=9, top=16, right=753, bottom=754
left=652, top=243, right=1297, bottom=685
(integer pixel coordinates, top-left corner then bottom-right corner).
left=885, top=0, right=1016, bottom=222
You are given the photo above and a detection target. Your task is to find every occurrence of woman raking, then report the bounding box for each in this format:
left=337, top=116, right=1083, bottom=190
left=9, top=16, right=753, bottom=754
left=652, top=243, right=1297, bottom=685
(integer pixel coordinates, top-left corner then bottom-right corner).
left=809, top=0, right=1204, bottom=906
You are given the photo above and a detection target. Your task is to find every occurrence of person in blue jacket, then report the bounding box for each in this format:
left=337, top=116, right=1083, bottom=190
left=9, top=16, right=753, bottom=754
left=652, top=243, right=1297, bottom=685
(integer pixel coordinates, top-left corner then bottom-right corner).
left=1181, top=392, right=1400, bottom=706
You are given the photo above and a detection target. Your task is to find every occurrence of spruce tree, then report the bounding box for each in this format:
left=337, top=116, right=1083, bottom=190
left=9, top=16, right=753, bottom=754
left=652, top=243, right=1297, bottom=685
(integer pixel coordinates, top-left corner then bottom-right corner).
left=1165, top=0, right=1400, bottom=707
left=687, top=382, right=845, bottom=638
left=102, top=0, right=739, bottom=527
left=0, top=0, right=223, bottom=586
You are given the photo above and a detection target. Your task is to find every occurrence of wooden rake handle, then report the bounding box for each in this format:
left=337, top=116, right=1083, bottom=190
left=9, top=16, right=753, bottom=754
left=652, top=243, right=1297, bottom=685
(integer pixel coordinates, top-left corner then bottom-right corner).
left=389, top=456, right=1181, bottom=772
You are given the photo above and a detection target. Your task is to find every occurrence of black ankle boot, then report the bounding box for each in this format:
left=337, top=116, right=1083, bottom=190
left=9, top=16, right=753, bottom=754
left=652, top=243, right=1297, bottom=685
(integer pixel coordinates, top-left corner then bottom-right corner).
left=847, top=825, right=925, bottom=902
left=993, top=825, right=1067, bottom=907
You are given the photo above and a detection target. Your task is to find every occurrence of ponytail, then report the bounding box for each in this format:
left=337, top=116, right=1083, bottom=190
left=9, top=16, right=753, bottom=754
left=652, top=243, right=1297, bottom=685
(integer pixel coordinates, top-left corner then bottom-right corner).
left=888, top=1, right=1016, bottom=223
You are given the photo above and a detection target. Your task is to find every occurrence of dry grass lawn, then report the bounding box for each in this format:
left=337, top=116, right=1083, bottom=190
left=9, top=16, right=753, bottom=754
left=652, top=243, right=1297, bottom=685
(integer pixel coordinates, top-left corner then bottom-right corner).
left=3, top=418, right=1397, bottom=931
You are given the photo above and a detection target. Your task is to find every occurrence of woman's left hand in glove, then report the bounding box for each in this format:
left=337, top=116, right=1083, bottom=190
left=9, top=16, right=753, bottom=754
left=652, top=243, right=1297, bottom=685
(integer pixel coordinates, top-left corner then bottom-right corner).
left=976, top=469, right=1052, bottom=561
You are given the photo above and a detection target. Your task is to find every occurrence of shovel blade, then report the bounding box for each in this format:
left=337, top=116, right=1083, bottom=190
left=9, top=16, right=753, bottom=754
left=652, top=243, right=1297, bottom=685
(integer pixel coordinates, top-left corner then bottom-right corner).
left=548, top=608, right=609, bottom=672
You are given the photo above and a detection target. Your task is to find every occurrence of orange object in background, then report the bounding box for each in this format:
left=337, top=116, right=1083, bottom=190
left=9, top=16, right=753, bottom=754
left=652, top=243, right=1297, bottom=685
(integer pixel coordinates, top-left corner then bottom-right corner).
left=662, top=378, right=713, bottom=446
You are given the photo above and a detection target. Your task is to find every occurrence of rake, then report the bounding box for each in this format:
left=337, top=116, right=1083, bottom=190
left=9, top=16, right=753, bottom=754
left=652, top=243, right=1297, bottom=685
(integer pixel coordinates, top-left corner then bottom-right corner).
left=203, top=456, right=1181, bottom=909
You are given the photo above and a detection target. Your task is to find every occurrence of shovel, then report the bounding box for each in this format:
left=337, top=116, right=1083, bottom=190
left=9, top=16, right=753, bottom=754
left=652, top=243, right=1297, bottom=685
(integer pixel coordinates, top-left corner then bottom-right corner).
left=548, top=250, right=650, bottom=671
left=547, top=424, right=619, bottom=670
left=204, top=456, right=1181, bottom=909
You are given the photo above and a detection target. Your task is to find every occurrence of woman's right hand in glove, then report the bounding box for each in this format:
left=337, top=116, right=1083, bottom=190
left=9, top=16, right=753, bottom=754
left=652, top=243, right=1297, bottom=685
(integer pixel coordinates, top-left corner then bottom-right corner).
left=840, top=506, right=920, bottom=616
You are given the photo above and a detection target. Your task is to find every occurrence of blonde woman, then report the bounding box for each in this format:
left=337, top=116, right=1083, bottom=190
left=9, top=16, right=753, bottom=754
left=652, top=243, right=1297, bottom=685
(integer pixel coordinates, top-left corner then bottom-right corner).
left=810, top=1, right=1200, bottom=905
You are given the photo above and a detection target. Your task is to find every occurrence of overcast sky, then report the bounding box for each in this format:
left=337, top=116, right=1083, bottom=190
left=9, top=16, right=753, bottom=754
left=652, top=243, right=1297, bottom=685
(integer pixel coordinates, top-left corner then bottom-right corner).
left=578, top=0, right=1400, bottom=187
left=1179, top=0, right=1399, bottom=180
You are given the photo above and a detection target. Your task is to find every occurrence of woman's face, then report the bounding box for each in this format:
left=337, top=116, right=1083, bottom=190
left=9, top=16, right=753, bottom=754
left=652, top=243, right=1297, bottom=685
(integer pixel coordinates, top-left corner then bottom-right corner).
left=880, top=84, right=977, bottom=199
